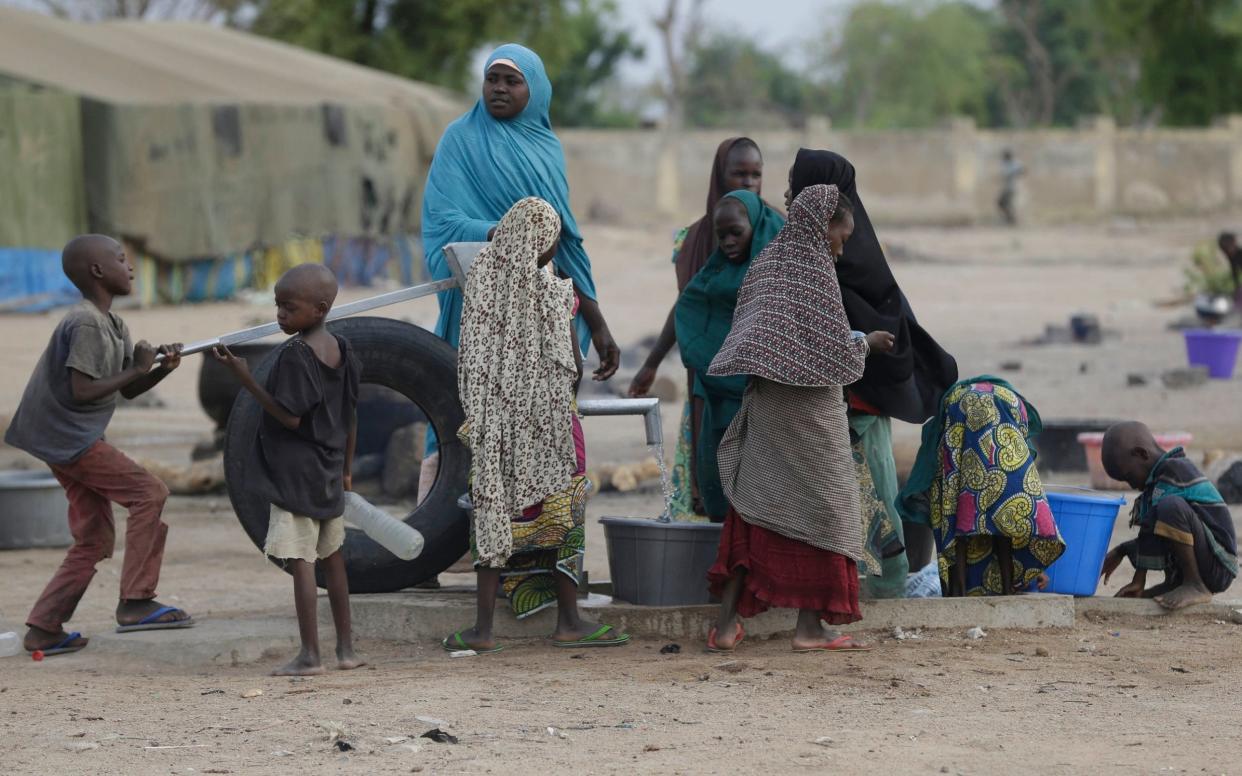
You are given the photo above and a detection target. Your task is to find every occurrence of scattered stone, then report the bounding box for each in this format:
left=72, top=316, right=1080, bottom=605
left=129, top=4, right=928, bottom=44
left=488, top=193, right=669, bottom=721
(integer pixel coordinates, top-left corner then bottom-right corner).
left=1070, top=314, right=1102, bottom=344
left=659, top=643, right=681, bottom=654
left=271, top=750, right=293, bottom=758
left=1035, top=646, right=1050, bottom=657
left=812, top=736, right=834, bottom=747
left=1126, top=373, right=1148, bottom=387
left=999, top=360, right=1022, bottom=371
left=1078, top=644, right=1096, bottom=654
left=334, top=741, right=354, bottom=752
left=644, top=744, right=661, bottom=752
left=382, top=423, right=425, bottom=498
left=713, top=661, right=747, bottom=674
left=449, top=650, right=477, bottom=659
left=240, top=689, right=263, bottom=699
left=892, top=626, right=921, bottom=641
left=319, top=721, right=347, bottom=742
left=383, top=737, right=408, bottom=745
left=1160, top=366, right=1210, bottom=390
left=415, top=716, right=447, bottom=728
left=140, top=457, right=226, bottom=495
left=64, top=741, right=99, bottom=752
left=965, top=626, right=987, bottom=640
left=546, top=727, right=569, bottom=740
left=421, top=728, right=459, bottom=745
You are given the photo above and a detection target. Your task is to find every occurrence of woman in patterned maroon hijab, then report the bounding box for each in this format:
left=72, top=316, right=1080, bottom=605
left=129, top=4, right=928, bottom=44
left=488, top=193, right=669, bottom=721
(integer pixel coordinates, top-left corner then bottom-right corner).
left=704, top=184, right=895, bottom=654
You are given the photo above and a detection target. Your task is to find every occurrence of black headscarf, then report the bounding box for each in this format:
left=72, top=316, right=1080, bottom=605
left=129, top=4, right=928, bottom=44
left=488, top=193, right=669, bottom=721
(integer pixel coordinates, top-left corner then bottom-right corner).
left=789, top=149, right=958, bottom=424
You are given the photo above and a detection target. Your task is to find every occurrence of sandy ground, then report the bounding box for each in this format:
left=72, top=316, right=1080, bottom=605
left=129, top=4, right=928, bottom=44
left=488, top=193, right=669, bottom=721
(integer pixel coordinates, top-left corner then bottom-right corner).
left=2, top=219, right=1241, bottom=773
left=2, top=613, right=1242, bottom=775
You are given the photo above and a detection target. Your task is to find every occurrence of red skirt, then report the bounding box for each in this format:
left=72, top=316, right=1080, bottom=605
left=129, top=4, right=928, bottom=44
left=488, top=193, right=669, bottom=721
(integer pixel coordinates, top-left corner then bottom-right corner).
left=707, top=508, right=861, bottom=625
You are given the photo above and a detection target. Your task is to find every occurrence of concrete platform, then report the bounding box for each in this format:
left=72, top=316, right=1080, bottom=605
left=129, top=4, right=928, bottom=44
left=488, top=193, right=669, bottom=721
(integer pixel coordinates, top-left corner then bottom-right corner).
left=88, top=614, right=311, bottom=668
left=1077, top=595, right=1242, bottom=623
left=338, top=590, right=1078, bottom=643
left=45, top=594, right=1239, bottom=669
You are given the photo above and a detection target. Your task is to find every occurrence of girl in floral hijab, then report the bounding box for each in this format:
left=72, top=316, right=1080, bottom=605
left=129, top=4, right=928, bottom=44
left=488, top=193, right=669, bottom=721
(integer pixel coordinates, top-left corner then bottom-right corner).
left=447, top=197, right=628, bottom=652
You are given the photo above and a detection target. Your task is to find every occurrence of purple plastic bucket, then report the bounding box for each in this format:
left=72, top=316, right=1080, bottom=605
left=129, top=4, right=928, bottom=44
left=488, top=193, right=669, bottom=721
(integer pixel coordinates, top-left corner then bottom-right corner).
left=1184, top=329, right=1242, bottom=379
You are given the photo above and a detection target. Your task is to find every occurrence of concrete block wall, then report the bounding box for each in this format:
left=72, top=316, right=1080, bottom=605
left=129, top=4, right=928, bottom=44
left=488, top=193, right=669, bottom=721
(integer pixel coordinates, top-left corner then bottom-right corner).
left=559, top=117, right=1242, bottom=227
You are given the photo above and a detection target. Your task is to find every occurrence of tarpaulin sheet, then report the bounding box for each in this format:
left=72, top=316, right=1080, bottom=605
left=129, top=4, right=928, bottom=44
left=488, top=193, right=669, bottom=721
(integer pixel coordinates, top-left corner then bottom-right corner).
left=0, top=6, right=462, bottom=263
left=0, top=84, right=86, bottom=250
left=0, top=247, right=79, bottom=311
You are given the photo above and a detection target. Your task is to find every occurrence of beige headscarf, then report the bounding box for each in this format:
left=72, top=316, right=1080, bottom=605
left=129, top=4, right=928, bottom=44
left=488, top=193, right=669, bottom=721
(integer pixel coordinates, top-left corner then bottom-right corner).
left=458, top=197, right=577, bottom=567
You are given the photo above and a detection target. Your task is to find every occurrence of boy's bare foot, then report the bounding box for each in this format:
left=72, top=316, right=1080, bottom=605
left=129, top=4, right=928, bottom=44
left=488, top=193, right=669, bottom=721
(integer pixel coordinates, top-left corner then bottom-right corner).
left=336, top=646, right=366, bottom=670
left=272, top=650, right=326, bottom=676
left=1154, top=583, right=1213, bottom=611
left=23, top=626, right=88, bottom=652
left=116, top=598, right=191, bottom=627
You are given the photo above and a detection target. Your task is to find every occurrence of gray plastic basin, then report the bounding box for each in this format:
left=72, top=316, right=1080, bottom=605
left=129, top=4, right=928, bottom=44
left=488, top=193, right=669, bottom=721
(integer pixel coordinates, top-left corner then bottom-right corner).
left=600, top=517, right=722, bottom=606
left=0, top=470, right=72, bottom=549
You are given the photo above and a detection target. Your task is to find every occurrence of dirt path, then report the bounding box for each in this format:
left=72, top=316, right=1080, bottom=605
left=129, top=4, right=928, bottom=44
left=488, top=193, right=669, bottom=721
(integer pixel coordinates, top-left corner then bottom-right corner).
left=1, top=612, right=1238, bottom=775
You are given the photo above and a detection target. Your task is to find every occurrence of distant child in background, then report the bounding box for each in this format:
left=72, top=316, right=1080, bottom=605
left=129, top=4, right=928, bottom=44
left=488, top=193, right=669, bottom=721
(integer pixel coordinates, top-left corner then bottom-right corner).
left=5, top=235, right=189, bottom=656
left=213, top=263, right=364, bottom=675
left=998, top=149, right=1025, bottom=226
left=1100, top=421, right=1237, bottom=609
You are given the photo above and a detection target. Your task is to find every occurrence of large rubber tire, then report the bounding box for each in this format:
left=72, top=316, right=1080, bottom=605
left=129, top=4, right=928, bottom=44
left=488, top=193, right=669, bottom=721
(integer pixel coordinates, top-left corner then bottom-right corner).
left=223, top=317, right=469, bottom=593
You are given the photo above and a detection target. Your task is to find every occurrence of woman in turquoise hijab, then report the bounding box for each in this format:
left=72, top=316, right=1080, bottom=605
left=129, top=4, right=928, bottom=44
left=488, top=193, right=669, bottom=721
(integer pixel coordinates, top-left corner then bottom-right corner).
left=673, top=190, right=783, bottom=521
left=419, top=44, right=620, bottom=479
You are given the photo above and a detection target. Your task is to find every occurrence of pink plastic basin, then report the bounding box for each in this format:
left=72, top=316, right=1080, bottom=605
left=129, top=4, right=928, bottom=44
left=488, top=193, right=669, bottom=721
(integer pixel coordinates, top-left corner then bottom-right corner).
left=1077, top=432, right=1193, bottom=490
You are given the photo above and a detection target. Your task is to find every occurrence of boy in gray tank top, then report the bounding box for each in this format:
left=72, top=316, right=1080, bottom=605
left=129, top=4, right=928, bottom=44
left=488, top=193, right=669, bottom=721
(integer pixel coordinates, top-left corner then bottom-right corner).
left=6, top=235, right=190, bottom=656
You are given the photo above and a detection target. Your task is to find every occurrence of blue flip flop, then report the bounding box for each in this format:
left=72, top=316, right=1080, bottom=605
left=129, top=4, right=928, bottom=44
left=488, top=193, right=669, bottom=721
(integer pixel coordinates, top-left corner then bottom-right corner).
left=31, top=631, right=87, bottom=656
left=115, top=605, right=195, bottom=633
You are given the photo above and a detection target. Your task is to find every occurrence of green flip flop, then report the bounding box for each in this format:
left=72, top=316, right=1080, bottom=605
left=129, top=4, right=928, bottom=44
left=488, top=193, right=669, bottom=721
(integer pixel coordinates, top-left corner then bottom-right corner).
left=441, top=630, right=503, bottom=654
left=553, top=624, right=631, bottom=648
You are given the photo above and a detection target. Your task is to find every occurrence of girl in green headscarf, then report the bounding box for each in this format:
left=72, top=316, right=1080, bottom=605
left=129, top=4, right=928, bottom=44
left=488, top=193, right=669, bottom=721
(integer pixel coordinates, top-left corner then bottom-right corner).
left=674, top=190, right=784, bottom=521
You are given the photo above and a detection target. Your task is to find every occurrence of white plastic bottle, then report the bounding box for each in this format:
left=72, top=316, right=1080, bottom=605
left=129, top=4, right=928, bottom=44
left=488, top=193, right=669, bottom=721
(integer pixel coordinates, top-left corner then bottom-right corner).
left=0, top=631, right=21, bottom=658
left=342, top=492, right=425, bottom=561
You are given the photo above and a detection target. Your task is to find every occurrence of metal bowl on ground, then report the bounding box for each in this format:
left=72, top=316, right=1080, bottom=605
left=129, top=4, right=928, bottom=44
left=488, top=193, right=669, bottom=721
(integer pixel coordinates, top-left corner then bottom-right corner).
left=0, top=470, right=71, bottom=549
left=1194, top=294, right=1234, bottom=326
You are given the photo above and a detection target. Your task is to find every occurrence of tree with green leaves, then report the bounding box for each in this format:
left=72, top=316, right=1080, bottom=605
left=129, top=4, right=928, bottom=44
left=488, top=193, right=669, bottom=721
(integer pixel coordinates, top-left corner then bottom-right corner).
left=684, top=34, right=822, bottom=128
left=822, top=1, right=992, bottom=128
left=244, top=0, right=642, bottom=127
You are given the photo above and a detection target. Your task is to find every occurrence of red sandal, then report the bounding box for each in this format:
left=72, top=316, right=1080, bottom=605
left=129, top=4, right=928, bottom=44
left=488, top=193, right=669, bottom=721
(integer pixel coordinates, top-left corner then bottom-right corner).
left=793, top=634, right=871, bottom=653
